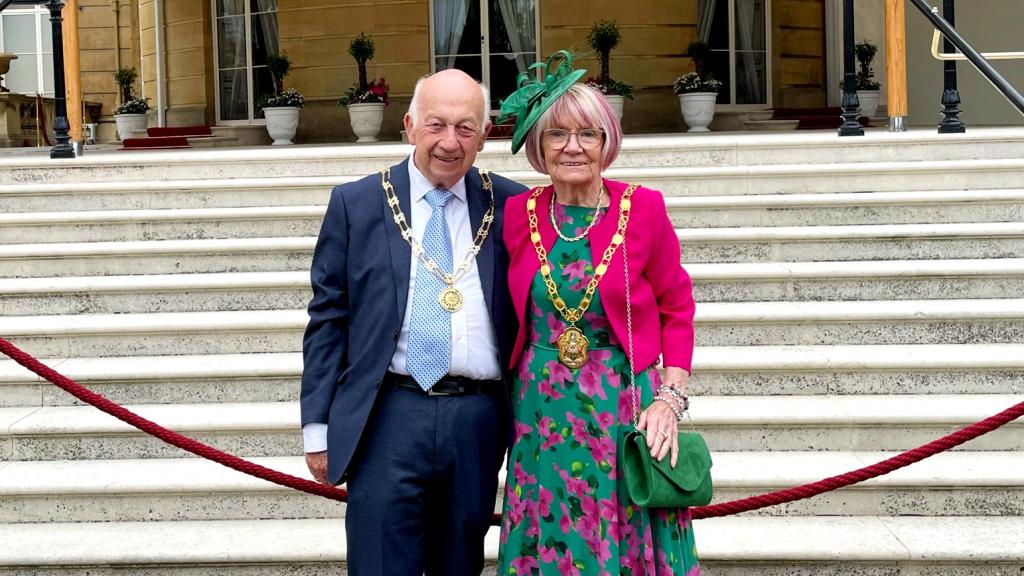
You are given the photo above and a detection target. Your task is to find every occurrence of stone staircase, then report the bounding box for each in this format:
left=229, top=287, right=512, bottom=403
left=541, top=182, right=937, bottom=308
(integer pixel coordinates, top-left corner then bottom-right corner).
left=2, top=129, right=1024, bottom=575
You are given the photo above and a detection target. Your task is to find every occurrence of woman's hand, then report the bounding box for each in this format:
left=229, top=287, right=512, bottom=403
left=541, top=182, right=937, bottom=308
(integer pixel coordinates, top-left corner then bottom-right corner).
left=637, top=400, right=680, bottom=467
left=636, top=368, right=691, bottom=467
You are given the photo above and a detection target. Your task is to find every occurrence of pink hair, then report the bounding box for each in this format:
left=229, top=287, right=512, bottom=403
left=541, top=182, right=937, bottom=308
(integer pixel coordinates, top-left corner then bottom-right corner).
left=523, top=84, right=623, bottom=174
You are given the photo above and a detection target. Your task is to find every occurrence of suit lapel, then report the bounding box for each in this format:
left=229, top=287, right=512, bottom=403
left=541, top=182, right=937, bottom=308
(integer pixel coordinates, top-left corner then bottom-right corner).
left=383, top=159, right=413, bottom=321
left=467, top=168, right=496, bottom=315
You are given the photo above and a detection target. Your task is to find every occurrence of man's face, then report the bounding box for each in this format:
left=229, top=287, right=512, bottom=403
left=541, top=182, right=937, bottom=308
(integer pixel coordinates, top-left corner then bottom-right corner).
left=404, top=71, right=487, bottom=190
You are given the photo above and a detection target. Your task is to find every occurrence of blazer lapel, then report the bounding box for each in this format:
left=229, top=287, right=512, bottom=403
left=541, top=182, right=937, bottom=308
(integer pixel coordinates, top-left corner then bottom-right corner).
left=467, top=168, right=496, bottom=314
left=384, top=159, right=413, bottom=321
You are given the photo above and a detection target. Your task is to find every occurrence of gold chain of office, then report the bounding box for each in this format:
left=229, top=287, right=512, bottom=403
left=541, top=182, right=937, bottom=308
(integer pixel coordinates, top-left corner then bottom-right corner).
left=381, top=168, right=495, bottom=313
left=526, top=184, right=636, bottom=369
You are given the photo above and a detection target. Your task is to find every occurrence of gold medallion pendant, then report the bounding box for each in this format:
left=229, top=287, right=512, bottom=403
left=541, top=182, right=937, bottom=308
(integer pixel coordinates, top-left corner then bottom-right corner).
left=438, top=287, right=464, bottom=312
left=557, top=326, right=590, bottom=370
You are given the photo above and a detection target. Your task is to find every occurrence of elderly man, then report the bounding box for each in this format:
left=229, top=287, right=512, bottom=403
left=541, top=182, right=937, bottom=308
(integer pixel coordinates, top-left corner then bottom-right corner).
left=300, top=69, right=525, bottom=576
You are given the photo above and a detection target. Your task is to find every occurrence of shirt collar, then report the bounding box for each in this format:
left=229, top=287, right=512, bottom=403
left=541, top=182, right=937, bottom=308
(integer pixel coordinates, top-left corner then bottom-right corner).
left=407, top=154, right=467, bottom=203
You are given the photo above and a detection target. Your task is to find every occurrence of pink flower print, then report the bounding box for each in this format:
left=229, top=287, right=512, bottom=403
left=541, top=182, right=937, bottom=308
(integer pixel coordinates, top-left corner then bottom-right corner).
left=547, top=313, right=566, bottom=344
left=649, top=366, right=663, bottom=393
left=687, top=566, right=703, bottom=576
left=511, top=556, right=539, bottom=575
left=577, top=363, right=607, bottom=400
left=553, top=201, right=572, bottom=227
left=595, top=411, right=615, bottom=430
left=538, top=378, right=565, bottom=401
left=658, top=549, right=674, bottom=576
left=539, top=544, right=559, bottom=564
left=618, top=385, right=642, bottom=424
left=559, top=502, right=573, bottom=534
left=513, top=421, right=533, bottom=444
left=595, top=537, right=613, bottom=566
left=514, top=461, right=537, bottom=487
left=565, top=412, right=590, bottom=445
left=541, top=430, right=565, bottom=451
left=583, top=311, right=610, bottom=334
left=525, top=497, right=540, bottom=538
left=587, top=435, right=616, bottom=468
left=557, top=548, right=581, bottom=576
left=538, top=485, right=554, bottom=517
left=546, top=360, right=573, bottom=387
left=570, top=273, right=593, bottom=292
left=561, top=260, right=587, bottom=282
left=530, top=296, right=543, bottom=319
left=505, top=486, right=525, bottom=525
left=516, top=347, right=535, bottom=387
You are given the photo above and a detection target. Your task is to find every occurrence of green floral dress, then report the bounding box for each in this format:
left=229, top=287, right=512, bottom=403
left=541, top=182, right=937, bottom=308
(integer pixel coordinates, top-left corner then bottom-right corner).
left=497, top=202, right=701, bottom=576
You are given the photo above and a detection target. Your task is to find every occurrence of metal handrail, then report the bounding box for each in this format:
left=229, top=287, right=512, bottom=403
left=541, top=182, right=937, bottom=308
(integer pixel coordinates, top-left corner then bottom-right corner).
left=908, top=0, right=1024, bottom=116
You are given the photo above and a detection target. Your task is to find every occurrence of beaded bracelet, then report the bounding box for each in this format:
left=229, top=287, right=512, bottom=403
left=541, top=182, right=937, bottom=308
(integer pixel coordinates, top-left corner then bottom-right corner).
left=653, top=394, right=685, bottom=422
left=660, top=386, right=690, bottom=412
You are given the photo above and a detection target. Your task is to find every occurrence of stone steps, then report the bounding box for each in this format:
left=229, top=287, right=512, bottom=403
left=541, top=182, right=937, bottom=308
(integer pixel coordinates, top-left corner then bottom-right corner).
left=3, top=344, right=1022, bottom=407
left=2, top=188, right=1021, bottom=245
left=4, top=299, right=1022, bottom=357
left=1, top=516, right=1022, bottom=575
left=2, top=259, right=1022, bottom=316
left=1, top=451, right=1021, bottom=523
left=3, top=221, right=1020, bottom=278
left=2, top=395, right=1020, bottom=461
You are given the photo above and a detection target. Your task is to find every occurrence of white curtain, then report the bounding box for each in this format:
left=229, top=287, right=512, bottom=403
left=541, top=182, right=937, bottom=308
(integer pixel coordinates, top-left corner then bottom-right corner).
left=254, top=0, right=280, bottom=57
left=698, top=0, right=718, bottom=42
left=497, top=0, right=535, bottom=73
left=735, top=0, right=764, bottom=103
left=222, top=14, right=248, bottom=120
left=434, top=0, right=471, bottom=69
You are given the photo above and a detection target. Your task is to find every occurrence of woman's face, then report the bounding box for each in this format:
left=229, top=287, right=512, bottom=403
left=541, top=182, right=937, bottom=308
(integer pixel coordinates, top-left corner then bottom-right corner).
left=541, top=123, right=604, bottom=187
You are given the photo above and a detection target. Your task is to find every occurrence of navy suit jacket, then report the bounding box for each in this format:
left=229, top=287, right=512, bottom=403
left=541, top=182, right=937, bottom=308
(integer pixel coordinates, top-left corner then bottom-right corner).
left=300, top=158, right=526, bottom=484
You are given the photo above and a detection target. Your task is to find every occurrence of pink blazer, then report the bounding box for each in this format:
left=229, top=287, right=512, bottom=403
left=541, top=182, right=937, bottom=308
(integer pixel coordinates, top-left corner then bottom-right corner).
left=504, top=178, right=696, bottom=372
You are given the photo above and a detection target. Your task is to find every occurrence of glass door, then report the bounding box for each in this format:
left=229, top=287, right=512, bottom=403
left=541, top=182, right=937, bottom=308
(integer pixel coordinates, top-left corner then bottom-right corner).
left=213, top=0, right=279, bottom=123
left=432, top=0, right=538, bottom=109
left=700, top=0, right=770, bottom=106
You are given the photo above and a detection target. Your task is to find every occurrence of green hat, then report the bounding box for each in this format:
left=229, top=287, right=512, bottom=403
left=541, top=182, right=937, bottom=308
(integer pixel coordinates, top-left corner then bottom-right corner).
left=497, top=50, right=587, bottom=154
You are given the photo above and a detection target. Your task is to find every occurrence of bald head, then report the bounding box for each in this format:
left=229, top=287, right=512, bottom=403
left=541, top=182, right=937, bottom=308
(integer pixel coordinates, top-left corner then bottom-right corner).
left=407, top=69, right=490, bottom=133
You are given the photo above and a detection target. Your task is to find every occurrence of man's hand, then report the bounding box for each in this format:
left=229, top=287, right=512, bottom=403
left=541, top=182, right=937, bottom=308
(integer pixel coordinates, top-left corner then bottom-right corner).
left=305, top=451, right=330, bottom=485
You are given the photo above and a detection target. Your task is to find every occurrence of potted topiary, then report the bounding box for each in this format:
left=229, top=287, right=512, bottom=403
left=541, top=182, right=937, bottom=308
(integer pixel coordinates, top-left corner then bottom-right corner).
left=259, top=53, right=304, bottom=145
left=337, top=33, right=389, bottom=142
left=113, top=67, right=149, bottom=140
left=854, top=40, right=882, bottom=119
left=674, top=40, right=722, bottom=132
left=585, top=19, right=632, bottom=122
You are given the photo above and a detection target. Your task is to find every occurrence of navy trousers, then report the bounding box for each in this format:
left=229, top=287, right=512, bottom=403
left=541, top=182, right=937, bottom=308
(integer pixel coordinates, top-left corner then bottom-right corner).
left=345, top=381, right=506, bottom=576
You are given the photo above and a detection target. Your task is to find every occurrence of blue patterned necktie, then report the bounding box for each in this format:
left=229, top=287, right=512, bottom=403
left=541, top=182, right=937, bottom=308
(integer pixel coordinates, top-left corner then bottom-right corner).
left=406, top=188, right=455, bottom=391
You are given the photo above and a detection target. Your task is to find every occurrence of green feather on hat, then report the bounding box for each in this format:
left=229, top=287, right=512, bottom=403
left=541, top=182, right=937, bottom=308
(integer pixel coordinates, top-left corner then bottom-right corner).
left=497, top=50, right=587, bottom=154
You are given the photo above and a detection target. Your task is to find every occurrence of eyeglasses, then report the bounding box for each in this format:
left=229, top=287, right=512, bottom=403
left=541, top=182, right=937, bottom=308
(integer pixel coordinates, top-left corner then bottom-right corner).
left=542, top=128, right=605, bottom=150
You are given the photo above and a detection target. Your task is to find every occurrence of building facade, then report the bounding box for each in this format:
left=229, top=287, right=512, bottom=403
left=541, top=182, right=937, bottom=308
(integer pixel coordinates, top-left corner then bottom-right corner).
left=0, top=0, right=1020, bottom=145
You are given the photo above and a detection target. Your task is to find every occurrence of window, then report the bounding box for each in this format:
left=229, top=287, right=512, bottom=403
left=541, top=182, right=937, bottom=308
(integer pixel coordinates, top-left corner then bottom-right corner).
left=431, top=0, right=538, bottom=110
left=699, top=0, right=770, bottom=106
left=212, top=0, right=279, bottom=123
left=0, top=7, right=54, bottom=97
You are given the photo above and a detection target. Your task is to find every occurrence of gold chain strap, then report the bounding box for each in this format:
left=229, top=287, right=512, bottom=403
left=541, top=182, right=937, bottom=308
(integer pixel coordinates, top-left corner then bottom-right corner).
left=526, top=184, right=636, bottom=325
left=381, top=168, right=495, bottom=287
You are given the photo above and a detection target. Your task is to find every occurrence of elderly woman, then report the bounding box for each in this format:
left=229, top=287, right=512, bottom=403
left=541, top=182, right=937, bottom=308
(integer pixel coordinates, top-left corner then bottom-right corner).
left=496, top=52, right=700, bottom=575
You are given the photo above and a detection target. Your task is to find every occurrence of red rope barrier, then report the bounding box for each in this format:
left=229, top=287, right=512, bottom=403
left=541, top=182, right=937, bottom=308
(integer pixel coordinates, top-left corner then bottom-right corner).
left=2, top=336, right=1021, bottom=523
left=0, top=337, right=348, bottom=503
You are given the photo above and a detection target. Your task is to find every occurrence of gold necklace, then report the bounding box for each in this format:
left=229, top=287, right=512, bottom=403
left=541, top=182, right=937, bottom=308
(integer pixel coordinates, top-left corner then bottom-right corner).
left=549, top=187, right=605, bottom=242
left=382, top=168, right=495, bottom=313
left=526, top=183, right=636, bottom=369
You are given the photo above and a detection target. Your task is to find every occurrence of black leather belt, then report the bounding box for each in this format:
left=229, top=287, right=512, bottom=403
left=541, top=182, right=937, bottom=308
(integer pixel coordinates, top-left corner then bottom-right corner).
left=387, top=372, right=499, bottom=397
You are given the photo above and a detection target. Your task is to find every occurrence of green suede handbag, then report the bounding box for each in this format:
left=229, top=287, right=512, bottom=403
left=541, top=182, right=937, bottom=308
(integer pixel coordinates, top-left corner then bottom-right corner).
left=619, top=223, right=713, bottom=508
left=622, top=429, right=713, bottom=508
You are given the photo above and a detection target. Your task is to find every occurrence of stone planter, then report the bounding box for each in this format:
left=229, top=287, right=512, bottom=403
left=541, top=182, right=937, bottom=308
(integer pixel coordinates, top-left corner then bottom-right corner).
left=114, top=113, right=147, bottom=141
left=263, top=106, right=300, bottom=145
left=347, top=102, right=385, bottom=143
left=678, top=92, right=718, bottom=133
left=857, top=89, right=881, bottom=119
left=603, top=95, right=624, bottom=123
left=0, top=53, right=16, bottom=92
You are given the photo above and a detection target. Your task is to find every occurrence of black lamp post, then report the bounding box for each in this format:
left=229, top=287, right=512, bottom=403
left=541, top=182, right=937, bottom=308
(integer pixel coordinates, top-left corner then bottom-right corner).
left=938, top=0, right=965, bottom=133
left=46, top=0, right=74, bottom=158
left=839, top=0, right=864, bottom=136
